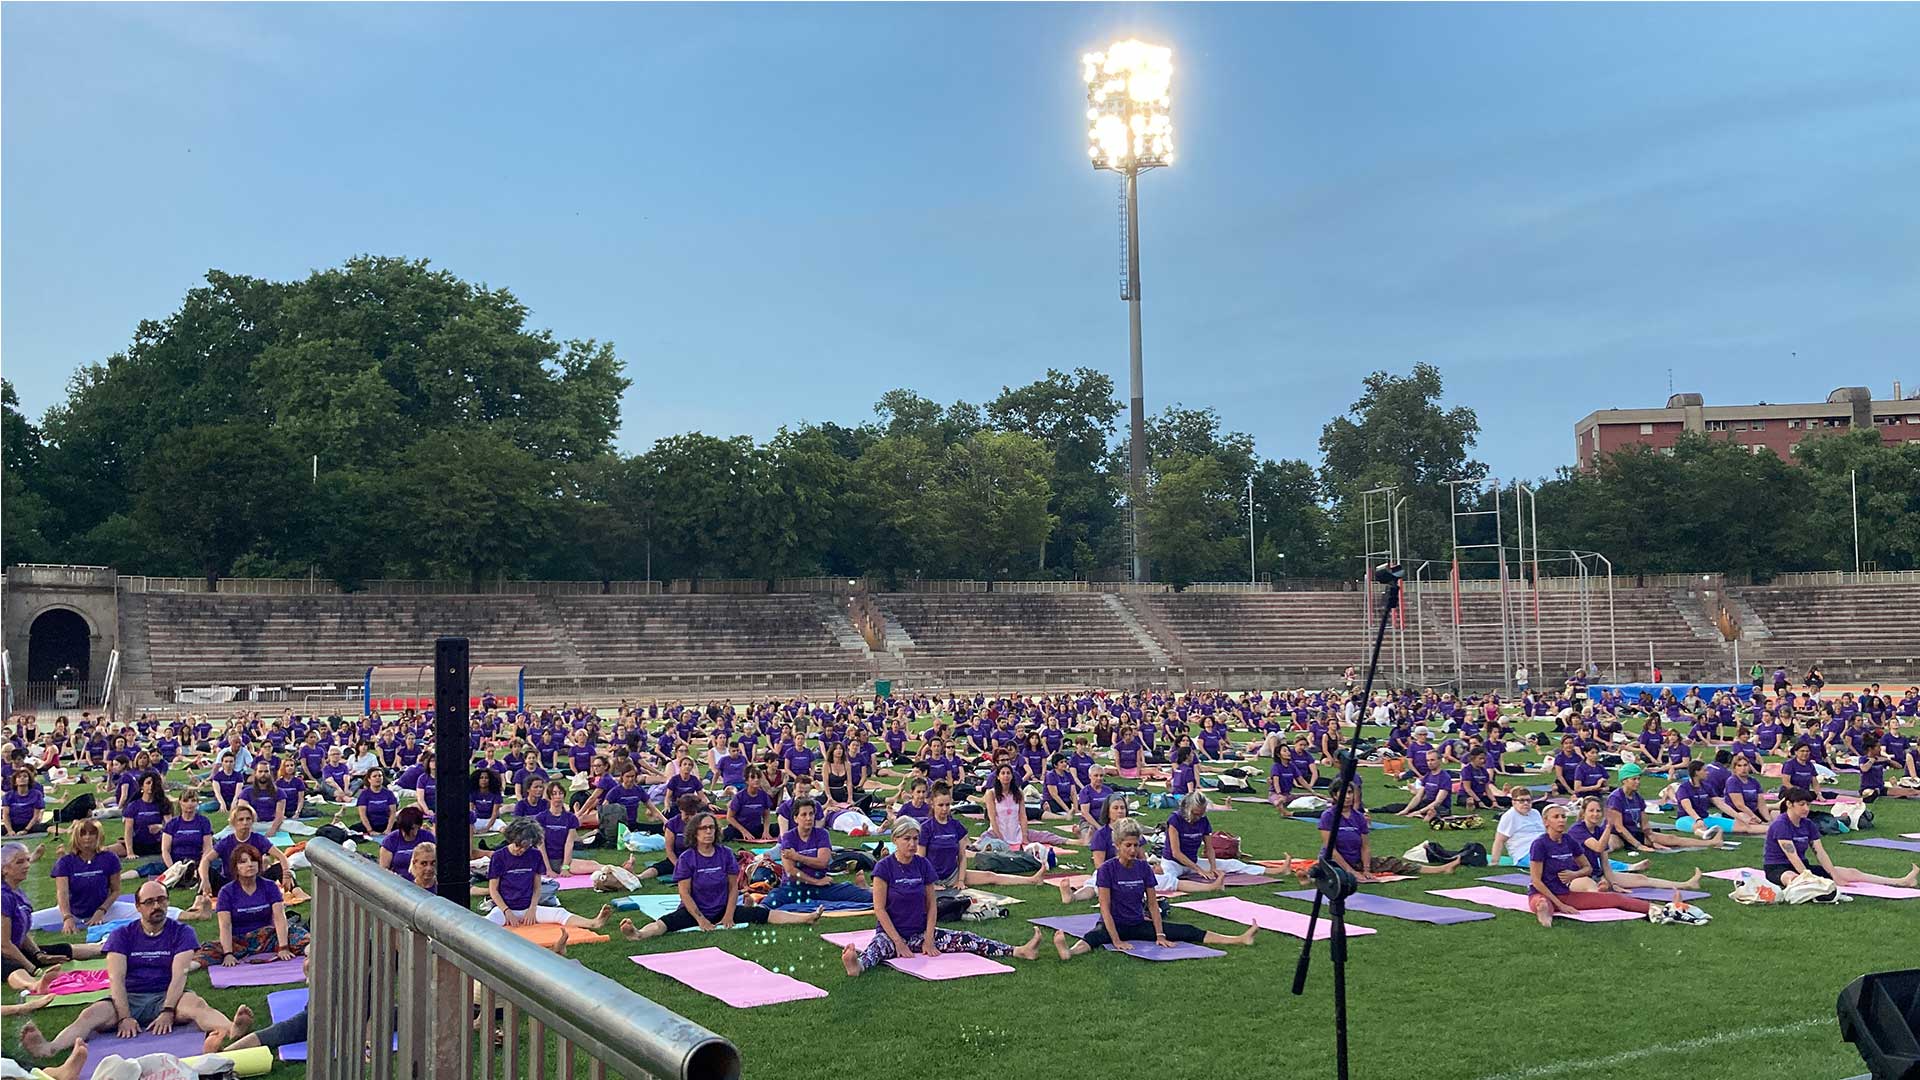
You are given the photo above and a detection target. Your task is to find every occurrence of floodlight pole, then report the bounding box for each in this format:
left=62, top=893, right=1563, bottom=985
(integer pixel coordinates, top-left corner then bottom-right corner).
left=1125, top=164, right=1149, bottom=584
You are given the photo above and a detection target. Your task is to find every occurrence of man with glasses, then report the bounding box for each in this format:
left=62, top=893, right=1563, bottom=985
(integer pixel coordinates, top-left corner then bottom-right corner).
left=18, top=881, right=253, bottom=1060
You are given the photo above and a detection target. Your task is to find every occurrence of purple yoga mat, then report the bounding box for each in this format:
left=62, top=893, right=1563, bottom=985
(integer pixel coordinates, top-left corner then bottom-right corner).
left=77, top=1029, right=214, bottom=1080
left=1028, top=913, right=1225, bottom=958
left=1273, top=890, right=1494, bottom=925
left=630, top=947, right=827, bottom=1007
left=1479, top=873, right=1708, bottom=902
left=1030, top=914, right=1102, bottom=936
left=207, top=956, right=307, bottom=988
left=1844, top=838, right=1920, bottom=854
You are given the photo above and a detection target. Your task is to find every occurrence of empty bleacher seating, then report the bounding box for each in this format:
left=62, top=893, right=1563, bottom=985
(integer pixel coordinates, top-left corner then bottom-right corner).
left=875, top=593, right=1154, bottom=670
left=548, top=595, right=862, bottom=677
left=1733, top=585, right=1920, bottom=678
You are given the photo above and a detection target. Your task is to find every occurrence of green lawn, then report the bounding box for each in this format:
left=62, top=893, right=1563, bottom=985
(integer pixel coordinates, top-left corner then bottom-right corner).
left=8, top=717, right=1915, bottom=1080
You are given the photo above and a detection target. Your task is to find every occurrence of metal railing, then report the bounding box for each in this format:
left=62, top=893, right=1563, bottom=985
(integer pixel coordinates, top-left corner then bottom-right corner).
left=304, top=840, right=739, bottom=1080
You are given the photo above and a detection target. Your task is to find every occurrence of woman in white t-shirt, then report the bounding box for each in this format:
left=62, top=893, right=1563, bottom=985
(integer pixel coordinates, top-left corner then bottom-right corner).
left=1490, top=789, right=1547, bottom=865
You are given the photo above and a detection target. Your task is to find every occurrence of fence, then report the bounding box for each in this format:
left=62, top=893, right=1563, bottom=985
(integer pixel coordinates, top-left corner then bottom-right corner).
left=304, top=839, right=738, bottom=1080
left=1764, top=570, right=1920, bottom=587
left=12, top=679, right=109, bottom=712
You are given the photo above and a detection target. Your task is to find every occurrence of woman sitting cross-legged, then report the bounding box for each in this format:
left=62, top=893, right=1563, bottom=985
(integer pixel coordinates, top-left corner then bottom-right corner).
left=197, top=844, right=309, bottom=968
left=619, top=812, right=819, bottom=940
left=1052, top=817, right=1256, bottom=960
left=840, top=816, right=1041, bottom=976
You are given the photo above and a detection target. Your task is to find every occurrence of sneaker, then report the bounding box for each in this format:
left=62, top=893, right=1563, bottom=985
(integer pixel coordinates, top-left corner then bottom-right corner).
left=1646, top=903, right=1671, bottom=924
left=1666, top=903, right=1711, bottom=925
left=961, top=902, right=1007, bottom=922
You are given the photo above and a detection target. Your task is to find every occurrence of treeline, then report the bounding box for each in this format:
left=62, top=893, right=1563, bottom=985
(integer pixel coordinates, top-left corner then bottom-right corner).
left=4, top=257, right=1915, bottom=588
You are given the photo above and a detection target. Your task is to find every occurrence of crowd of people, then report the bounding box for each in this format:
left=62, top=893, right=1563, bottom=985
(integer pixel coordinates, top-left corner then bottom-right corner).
left=2, top=676, right=1916, bottom=1068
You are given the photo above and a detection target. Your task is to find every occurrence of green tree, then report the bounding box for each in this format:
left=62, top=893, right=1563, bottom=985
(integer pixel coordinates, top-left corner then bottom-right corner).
left=850, top=434, right=944, bottom=585
left=2, top=380, right=58, bottom=564
left=1144, top=453, right=1241, bottom=588
left=379, top=430, right=558, bottom=589
left=129, top=425, right=310, bottom=587
left=641, top=433, right=755, bottom=584
left=988, top=368, right=1122, bottom=576
left=931, top=432, right=1056, bottom=582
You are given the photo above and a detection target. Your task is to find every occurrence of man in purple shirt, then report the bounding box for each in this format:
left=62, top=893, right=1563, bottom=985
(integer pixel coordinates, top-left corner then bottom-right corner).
left=18, top=881, right=252, bottom=1060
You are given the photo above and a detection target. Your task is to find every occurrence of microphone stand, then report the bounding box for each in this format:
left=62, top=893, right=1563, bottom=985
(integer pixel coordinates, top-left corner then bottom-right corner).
left=1291, top=563, right=1402, bottom=1080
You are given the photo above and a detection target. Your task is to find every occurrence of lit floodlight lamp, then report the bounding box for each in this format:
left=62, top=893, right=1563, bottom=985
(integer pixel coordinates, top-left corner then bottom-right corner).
left=1084, top=40, right=1174, bottom=172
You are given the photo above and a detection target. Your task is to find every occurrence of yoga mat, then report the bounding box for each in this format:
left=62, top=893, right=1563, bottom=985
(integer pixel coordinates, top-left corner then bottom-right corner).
left=31, top=988, right=111, bottom=1010
left=1106, top=941, right=1225, bottom=960
left=1220, top=873, right=1277, bottom=887
left=30, top=903, right=177, bottom=933
left=819, top=929, right=1017, bottom=979
left=1480, top=873, right=1709, bottom=901
left=1901, top=833, right=1920, bottom=840
left=629, top=947, right=828, bottom=1007
left=1843, top=838, right=1920, bottom=853
left=76, top=1029, right=215, bottom=1080
left=1837, top=881, right=1920, bottom=899
left=1029, top=914, right=1101, bottom=936
left=549, top=872, right=605, bottom=891
left=954, top=888, right=1023, bottom=906
left=207, top=956, right=308, bottom=988
left=42, top=969, right=110, bottom=995
left=185, top=1045, right=274, bottom=1077
left=507, top=923, right=610, bottom=947
left=1172, top=896, right=1377, bottom=940
left=1425, top=886, right=1643, bottom=922
left=1274, top=890, right=1494, bottom=925
left=269, top=987, right=311, bottom=1061
left=612, top=894, right=683, bottom=918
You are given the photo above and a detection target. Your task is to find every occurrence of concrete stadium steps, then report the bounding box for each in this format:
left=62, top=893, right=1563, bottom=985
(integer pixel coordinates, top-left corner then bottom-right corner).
left=1145, top=592, right=1369, bottom=668
left=1730, top=585, right=1920, bottom=673
left=136, top=593, right=571, bottom=687
left=1419, top=587, right=1726, bottom=680
left=874, top=593, right=1156, bottom=668
left=547, top=594, right=865, bottom=676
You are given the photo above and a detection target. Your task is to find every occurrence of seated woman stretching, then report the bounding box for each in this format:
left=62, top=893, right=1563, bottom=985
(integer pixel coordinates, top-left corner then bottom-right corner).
left=482, top=819, right=611, bottom=931
left=1670, top=761, right=1733, bottom=840
left=2, top=843, right=104, bottom=996
left=1717, top=754, right=1779, bottom=831
left=1567, top=797, right=1700, bottom=893
left=1305, top=783, right=1461, bottom=883
left=50, top=820, right=125, bottom=933
left=1527, top=803, right=1658, bottom=927
left=1162, top=793, right=1264, bottom=887
left=1603, top=764, right=1722, bottom=852
left=777, top=800, right=873, bottom=906
left=920, top=783, right=1047, bottom=889
left=1052, top=817, right=1256, bottom=960
left=840, top=816, right=1041, bottom=975
left=1763, top=787, right=1919, bottom=888
left=198, top=845, right=308, bottom=968
left=1057, top=795, right=1221, bottom=904
left=619, top=813, right=818, bottom=940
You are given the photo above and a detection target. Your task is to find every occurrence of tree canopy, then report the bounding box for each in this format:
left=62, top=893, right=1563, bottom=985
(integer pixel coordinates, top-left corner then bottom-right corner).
left=5, top=257, right=1912, bottom=588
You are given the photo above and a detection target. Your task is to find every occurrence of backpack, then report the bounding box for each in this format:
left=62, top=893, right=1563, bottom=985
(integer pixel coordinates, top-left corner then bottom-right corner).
left=1210, top=832, right=1241, bottom=859
left=1808, top=811, right=1848, bottom=837
left=1829, top=801, right=1872, bottom=831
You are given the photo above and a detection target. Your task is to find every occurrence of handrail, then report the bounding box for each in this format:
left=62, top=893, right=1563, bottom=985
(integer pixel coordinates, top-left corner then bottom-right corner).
left=304, top=839, right=739, bottom=1080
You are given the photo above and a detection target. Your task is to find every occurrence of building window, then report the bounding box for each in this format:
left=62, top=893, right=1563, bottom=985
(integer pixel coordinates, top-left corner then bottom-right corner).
left=1705, top=420, right=1728, bottom=431
left=1639, top=423, right=1654, bottom=435
left=1750, top=420, right=1765, bottom=430
left=1787, top=419, right=1800, bottom=429
left=1751, top=444, right=1765, bottom=455
left=1877, top=416, right=1898, bottom=426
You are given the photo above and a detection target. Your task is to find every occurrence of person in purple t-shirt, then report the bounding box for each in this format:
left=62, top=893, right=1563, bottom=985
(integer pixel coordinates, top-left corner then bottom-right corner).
left=1526, top=804, right=1655, bottom=927
left=17, top=881, right=253, bottom=1062
left=481, top=819, right=610, bottom=932
left=355, top=768, right=401, bottom=835
left=841, top=816, right=1041, bottom=975
left=51, top=820, right=125, bottom=932
left=1763, top=787, right=1918, bottom=889
left=1312, top=783, right=1461, bottom=882
left=619, top=813, right=817, bottom=939
left=378, top=807, right=436, bottom=882
left=1052, top=817, right=1255, bottom=960
left=203, top=844, right=308, bottom=966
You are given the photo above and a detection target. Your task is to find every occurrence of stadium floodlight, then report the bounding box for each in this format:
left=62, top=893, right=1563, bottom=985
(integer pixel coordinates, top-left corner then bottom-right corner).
left=1083, top=40, right=1174, bottom=583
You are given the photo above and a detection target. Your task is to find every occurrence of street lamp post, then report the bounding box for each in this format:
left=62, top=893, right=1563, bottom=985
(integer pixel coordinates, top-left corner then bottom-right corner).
left=1248, top=473, right=1256, bottom=584
left=1084, top=41, right=1174, bottom=584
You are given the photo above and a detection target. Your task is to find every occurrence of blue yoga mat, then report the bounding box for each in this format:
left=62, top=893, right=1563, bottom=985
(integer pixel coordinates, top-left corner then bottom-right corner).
left=1272, top=890, right=1493, bottom=925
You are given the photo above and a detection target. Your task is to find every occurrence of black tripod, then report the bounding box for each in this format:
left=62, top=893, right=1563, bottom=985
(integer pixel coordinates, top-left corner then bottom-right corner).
left=1291, top=563, right=1402, bottom=1080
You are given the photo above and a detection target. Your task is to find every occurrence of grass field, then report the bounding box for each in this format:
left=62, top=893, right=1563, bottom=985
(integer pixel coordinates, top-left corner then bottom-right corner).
left=6, top=711, right=1915, bottom=1080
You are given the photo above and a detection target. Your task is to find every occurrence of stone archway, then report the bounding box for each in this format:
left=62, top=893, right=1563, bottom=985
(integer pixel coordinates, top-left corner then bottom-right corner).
left=27, top=607, right=93, bottom=683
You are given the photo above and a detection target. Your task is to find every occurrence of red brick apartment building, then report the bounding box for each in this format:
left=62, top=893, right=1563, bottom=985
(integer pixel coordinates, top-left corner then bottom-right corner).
left=1573, top=383, right=1920, bottom=468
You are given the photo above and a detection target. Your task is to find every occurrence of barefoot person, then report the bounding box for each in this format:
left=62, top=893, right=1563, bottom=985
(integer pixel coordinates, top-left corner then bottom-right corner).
left=2, top=843, right=105, bottom=994
left=841, top=817, right=1042, bottom=976
left=18, top=882, right=252, bottom=1061
left=1527, top=804, right=1655, bottom=926
left=200, top=845, right=307, bottom=967
left=50, top=820, right=124, bottom=934
left=483, top=820, right=610, bottom=932
left=1053, top=817, right=1256, bottom=960
left=619, top=813, right=818, bottom=940
left=1568, top=797, right=1701, bottom=894
left=1764, top=787, right=1920, bottom=889
left=1312, top=783, right=1461, bottom=882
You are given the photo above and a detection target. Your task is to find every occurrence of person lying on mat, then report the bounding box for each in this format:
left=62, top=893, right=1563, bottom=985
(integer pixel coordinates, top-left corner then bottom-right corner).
left=840, top=816, right=1041, bottom=976
left=1051, top=817, right=1256, bottom=961
left=1526, top=805, right=1658, bottom=926
left=1568, top=797, right=1700, bottom=893
left=1604, top=765, right=1722, bottom=852
left=1309, top=783, right=1460, bottom=882
left=17, top=881, right=253, bottom=1062
left=482, top=819, right=611, bottom=932
left=1763, top=788, right=1918, bottom=889
left=3, top=843, right=105, bottom=995
left=618, top=813, right=817, bottom=940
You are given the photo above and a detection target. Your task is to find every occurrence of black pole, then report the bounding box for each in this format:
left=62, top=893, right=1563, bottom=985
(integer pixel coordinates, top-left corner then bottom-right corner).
left=433, top=637, right=472, bottom=909
left=1291, top=563, right=1401, bottom=1080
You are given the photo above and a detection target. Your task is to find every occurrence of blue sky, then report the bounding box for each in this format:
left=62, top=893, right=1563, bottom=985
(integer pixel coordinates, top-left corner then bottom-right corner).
left=5, top=3, right=1917, bottom=479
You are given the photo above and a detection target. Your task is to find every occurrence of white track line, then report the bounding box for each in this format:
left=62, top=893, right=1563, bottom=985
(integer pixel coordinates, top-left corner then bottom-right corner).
left=1476, top=1017, right=1830, bottom=1080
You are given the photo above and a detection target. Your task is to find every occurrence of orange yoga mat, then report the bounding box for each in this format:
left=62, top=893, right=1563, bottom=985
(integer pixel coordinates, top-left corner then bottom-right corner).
left=507, top=923, right=610, bottom=947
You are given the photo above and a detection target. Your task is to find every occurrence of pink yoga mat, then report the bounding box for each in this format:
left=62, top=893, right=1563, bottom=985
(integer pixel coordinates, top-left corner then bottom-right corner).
left=1700, top=867, right=1920, bottom=899
left=550, top=872, right=603, bottom=891
left=207, top=956, right=308, bottom=988
left=629, top=947, right=827, bottom=1008
left=1172, top=896, right=1377, bottom=940
left=44, top=969, right=110, bottom=996
left=1425, top=886, right=1643, bottom=922
left=819, top=929, right=1017, bottom=979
